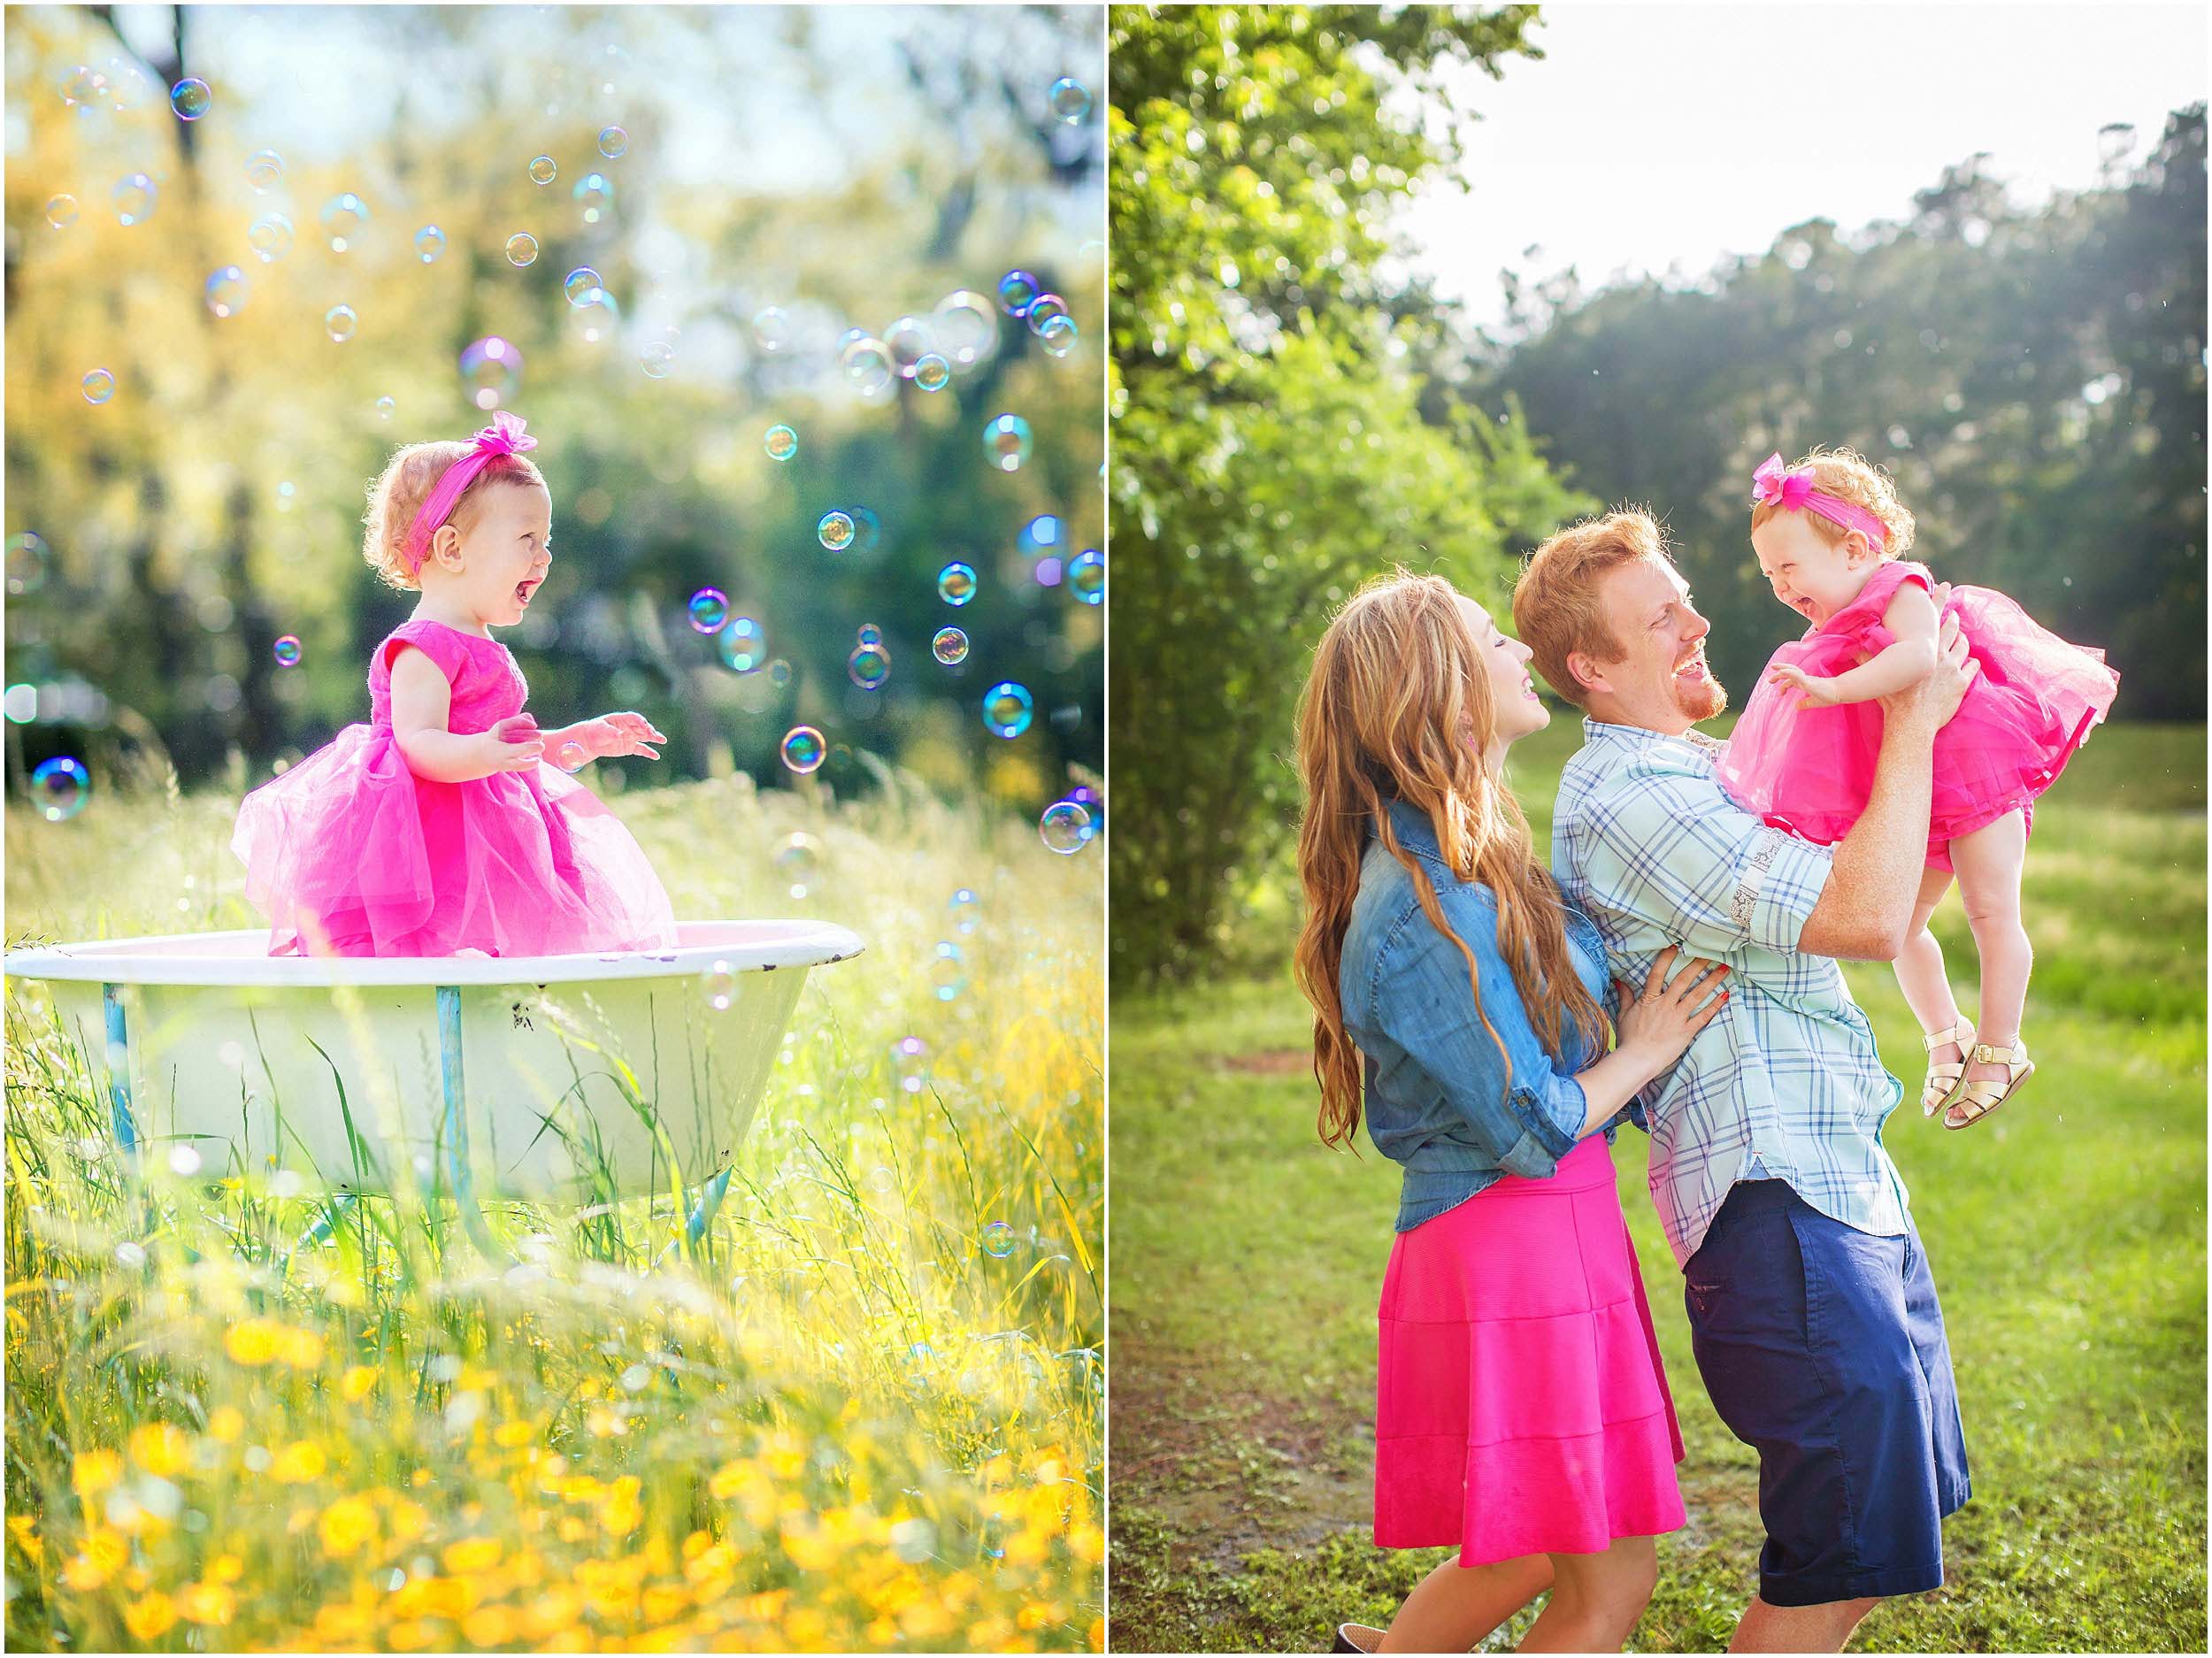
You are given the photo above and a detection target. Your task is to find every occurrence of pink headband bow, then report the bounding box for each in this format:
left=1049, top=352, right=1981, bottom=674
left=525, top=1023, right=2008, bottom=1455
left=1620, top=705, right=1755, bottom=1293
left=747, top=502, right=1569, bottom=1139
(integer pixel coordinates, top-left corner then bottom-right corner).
left=1749, top=452, right=1888, bottom=550
left=401, top=411, right=538, bottom=572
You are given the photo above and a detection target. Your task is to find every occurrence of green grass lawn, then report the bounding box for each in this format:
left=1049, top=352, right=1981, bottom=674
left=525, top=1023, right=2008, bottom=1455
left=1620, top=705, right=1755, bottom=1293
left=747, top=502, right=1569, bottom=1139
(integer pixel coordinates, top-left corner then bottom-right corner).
left=1108, top=721, right=2206, bottom=1654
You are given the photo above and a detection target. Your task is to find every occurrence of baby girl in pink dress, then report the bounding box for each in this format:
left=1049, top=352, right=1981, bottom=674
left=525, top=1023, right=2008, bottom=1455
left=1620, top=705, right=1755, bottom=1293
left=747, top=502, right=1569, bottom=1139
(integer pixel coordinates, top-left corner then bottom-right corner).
left=232, top=412, right=679, bottom=958
left=1714, top=448, right=2118, bottom=1129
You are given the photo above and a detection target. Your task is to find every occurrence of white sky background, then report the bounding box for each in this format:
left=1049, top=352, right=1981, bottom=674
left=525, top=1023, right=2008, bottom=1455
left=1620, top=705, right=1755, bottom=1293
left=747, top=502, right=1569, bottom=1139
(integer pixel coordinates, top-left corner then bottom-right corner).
left=1394, top=2, right=2209, bottom=328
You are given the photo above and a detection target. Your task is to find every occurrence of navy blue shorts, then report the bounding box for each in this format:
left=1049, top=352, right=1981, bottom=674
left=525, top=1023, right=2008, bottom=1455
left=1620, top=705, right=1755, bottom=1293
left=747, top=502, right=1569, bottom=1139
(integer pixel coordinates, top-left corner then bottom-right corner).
left=1682, top=1179, right=1970, bottom=1608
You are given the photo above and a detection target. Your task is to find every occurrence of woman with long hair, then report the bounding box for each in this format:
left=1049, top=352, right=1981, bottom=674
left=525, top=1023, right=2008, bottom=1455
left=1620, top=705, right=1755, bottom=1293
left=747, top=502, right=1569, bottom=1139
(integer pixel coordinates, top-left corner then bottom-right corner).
left=1293, top=572, right=1726, bottom=1654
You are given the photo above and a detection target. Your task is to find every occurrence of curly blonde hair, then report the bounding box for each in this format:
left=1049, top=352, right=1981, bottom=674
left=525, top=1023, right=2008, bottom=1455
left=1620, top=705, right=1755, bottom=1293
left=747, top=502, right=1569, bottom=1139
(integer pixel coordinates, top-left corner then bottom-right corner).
left=361, top=441, right=548, bottom=591
left=1748, top=445, right=1917, bottom=557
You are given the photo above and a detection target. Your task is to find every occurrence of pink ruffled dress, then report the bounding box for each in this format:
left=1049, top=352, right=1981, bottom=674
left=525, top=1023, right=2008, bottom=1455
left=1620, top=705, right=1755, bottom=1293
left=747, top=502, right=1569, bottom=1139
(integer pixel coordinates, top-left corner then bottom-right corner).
left=1715, top=560, right=2119, bottom=871
left=232, top=618, right=679, bottom=957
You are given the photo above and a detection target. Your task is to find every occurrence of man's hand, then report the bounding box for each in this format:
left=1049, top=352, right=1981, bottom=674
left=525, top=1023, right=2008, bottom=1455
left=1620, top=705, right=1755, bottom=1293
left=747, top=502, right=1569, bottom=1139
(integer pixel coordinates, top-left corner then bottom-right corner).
left=1877, top=610, right=1975, bottom=733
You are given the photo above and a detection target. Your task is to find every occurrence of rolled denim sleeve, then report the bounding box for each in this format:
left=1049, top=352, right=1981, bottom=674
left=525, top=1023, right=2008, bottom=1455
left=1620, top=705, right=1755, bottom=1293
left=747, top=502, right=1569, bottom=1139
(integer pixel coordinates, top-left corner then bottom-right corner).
left=1378, top=908, right=1591, bottom=1178
left=1582, top=759, right=1832, bottom=958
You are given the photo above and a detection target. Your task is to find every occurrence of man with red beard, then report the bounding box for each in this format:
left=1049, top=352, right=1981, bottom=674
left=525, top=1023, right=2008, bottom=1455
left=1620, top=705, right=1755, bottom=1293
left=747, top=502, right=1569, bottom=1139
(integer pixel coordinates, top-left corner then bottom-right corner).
left=1513, top=510, right=1977, bottom=1653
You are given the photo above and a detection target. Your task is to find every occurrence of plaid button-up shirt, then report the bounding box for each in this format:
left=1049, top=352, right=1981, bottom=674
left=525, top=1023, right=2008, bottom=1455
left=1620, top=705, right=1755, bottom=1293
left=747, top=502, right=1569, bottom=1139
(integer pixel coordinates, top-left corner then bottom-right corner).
left=1551, top=718, right=1911, bottom=1268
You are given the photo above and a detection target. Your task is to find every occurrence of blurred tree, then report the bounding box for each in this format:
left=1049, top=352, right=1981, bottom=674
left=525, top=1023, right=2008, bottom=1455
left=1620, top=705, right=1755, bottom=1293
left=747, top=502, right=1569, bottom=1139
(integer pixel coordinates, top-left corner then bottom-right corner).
left=1109, top=3, right=1586, bottom=986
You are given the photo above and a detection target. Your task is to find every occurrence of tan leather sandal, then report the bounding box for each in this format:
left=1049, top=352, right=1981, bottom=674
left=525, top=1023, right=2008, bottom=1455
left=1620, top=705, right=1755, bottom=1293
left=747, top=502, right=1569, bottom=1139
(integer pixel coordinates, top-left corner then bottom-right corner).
left=1919, top=1017, right=1975, bottom=1118
left=1945, top=1036, right=2033, bottom=1130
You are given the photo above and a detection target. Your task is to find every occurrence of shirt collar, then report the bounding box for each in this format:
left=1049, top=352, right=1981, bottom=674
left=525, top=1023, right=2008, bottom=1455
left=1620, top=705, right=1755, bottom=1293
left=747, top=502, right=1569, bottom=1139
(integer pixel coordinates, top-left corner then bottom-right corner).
left=1580, top=715, right=1726, bottom=757
left=1380, top=797, right=1442, bottom=857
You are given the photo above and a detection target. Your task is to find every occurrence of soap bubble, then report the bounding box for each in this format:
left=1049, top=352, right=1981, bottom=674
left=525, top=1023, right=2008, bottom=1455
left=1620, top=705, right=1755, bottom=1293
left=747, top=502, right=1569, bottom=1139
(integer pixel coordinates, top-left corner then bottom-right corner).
left=687, top=588, right=729, bottom=633
left=244, top=150, right=283, bottom=192
left=413, top=225, right=445, bottom=263
left=949, top=887, right=981, bottom=933
left=890, top=1035, right=928, bottom=1093
left=780, top=726, right=826, bottom=774
left=640, top=340, right=674, bottom=379
left=884, top=315, right=935, bottom=379
left=59, top=64, right=105, bottom=109
left=773, top=832, right=821, bottom=897
left=597, top=126, right=628, bottom=158
left=272, top=635, right=302, bottom=667
left=504, top=233, right=539, bottom=266
left=1048, top=76, right=1091, bottom=123
left=1018, top=515, right=1064, bottom=558
left=8, top=533, right=50, bottom=596
left=764, top=425, right=798, bottom=462
left=564, top=266, right=603, bottom=304
left=325, top=304, right=357, bottom=343
left=936, top=563, right=977, bottom=606
left=32, top=756, right=89, bottom=822
left=751, top=307, right=794, bottom=353
left=703, top=961, right=736, bottom=1011
left=984, top=414, right=1033, bottom=472
left=1025, top=294, right=1070, bottom=334
left=204, top=265, right=248, bottom=319
left=169, top=76, right=211, bottom=119
left=982, top=681, right=1033, bottom=739
left=914, top=354, right=951, bottom=392
left=930, top=940, right=967, bottom=1002
left=856, top=624, right=884, bottom=649
left=458, top=337, right=523, bottom=411
left=81, top=369, right=116, bottom=404
left=933, top=290, right=999, bottom=366
left=44, top=195, right=78, bottom=229
left=931, top=627, right=969, bottom=665
left=528, top=155, right=557, bottom=186
left=1039, top=315, right=1079, bottom=357
left=997, top=270, right=1040, bottom=318
left=718, top=617, right=764, bottom=672
left=837, top=334, right=894, bottom=397
left=1040, top=799, right=1094, bottom=853
left=112, top=173, right=157, bottom=227
left=981, top=1220, right=1017, bottom=1258
left=167, top=1145, right=204, bottom=1178
left=817, top=511, right=855, bottom=552
left=554, top=741, right=588, bottom=774
left=1068, top=548, right=1104, bottom=604
left=375, top=396, right=396, bottom=420
left=848, top=643, right=890, bottom=690
left=566, top=289, right=620, bottom=346
left=572, top=173, right=614, bottom=224
left=319, top=192, right=368, bottom=251
left=247, top=212, right=294, bottom=262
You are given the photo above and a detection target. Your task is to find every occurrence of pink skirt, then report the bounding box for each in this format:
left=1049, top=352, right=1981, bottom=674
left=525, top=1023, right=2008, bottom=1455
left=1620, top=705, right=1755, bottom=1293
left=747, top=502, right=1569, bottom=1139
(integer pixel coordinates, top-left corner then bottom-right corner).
left=1374, top=1136, right=1686, bottom=1564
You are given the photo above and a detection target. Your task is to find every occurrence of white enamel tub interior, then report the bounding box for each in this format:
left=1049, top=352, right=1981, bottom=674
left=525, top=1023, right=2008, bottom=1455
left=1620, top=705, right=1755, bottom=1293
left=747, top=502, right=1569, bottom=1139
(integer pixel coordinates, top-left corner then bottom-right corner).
left=3, top=921, right=863, bottom=1201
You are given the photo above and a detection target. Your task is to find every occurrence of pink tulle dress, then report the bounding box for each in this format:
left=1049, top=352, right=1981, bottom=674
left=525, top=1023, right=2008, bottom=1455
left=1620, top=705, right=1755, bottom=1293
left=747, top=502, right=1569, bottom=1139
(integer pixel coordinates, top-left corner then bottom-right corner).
left=1715, top=560, right=2120, bottom=871
left=232, top=618, right=679, bottom=957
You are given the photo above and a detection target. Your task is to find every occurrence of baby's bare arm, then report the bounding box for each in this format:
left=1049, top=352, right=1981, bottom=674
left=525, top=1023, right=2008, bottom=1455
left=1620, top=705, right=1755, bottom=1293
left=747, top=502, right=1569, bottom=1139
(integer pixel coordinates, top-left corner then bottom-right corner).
left=388, top=647, right=541, bottom=781
left=1803, top=582, right=1941, bottom=706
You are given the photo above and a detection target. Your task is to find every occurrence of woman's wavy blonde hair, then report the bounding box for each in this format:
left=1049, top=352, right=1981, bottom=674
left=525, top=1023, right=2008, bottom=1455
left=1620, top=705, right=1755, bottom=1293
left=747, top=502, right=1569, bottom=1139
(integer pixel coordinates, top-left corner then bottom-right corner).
left=361, top=441, right=547, bottom=592
left=1749, top=444, right=1917, bottom=557
left=1292, top=571, right=1612, bottom=1151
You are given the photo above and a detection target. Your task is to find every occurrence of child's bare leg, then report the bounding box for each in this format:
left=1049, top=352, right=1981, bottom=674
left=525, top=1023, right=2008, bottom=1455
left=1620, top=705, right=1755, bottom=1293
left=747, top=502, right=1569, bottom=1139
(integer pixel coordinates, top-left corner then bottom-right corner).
left=1951, top=810, right=2032, bottom=1101
left=1893, top=865, right=1965, bottom=1099
left=1378, top=1552, right=1552, bottom=1653
left=1517, top=1538, right=1657, bottom=1652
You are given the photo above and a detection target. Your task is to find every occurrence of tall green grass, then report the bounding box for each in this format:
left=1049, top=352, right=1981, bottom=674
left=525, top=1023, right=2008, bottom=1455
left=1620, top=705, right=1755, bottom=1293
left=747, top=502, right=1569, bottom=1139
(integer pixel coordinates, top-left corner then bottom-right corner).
left=4, top=769, right=1102, bottom=1653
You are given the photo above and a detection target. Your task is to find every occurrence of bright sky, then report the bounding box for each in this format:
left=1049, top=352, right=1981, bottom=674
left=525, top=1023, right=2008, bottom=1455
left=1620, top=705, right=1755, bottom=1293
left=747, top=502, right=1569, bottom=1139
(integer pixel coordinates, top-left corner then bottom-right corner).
left=1396, top=2, right=2208, bottom=327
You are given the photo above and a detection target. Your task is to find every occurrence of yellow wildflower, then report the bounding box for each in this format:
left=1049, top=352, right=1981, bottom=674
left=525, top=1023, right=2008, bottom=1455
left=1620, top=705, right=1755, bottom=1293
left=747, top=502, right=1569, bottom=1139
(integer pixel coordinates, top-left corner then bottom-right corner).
left=122, top=1593, right=179, bottom=1640
left=340, top=1365, right=379, bottom=1401
left=313, top=1604, right=373, bottom=1643
left=492, top=1420, right=534, bottom=1449
left=319, top=1495, right=378, bottom=1558
left=207, top=1406, right=245, bottom=1443
left=641, top=1585, right=692, bottom=1623
left=6, top=1516, right=41, bottom=1563
left=177, top=1580, right=237, bottom=1625
left=278, top=1325, right=326, bottom=1370
left=387, top=1495, right=429, bottom=1540
left=443, top=1535, right=503, bottom=1575
left=600, top=1491, right=643, bottom=1538
left=462, top=1606, right=517, bottom=1646
left=385, top=1617, right=435, bottom=1651
left=224, top=1318, right=282, bottom=1366
left=208, top=1553, right=245, bottom=1584
left=127, top=1422, right=191, bottom=1477
left=1070, top=1521, right=1104, bottom=1563
left=71, top=1447, right=123, bottom=1501
left=707, top=1460, right=748, bottom=1501
left=272, top=1441, right=327, bottom=1483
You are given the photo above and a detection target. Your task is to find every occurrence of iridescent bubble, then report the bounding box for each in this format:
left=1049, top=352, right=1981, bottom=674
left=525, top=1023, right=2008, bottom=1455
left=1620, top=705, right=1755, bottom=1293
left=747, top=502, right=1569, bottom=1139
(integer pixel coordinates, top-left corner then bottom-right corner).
left=780, top=725, right=825, bottom=774
left=413, top=225, right=445, bottom=263
left=818, top=511, right=855, bottom=552
left=555, top=741, right=588, bottom=774
left=931, top=627, right=969, bottom=665
left=44, top=195, right=78, bottom=230
left=933, top=290, right=998, bottom=367
left=767, top=660, right=792, bottom=687
left=272, top=635, right=302, bottom=668
left=7, top=533, right=50, bottom=596
left=856, top=623, right=885, bottom=649
left=984, top=414, right=1033, bottom=472
left=773, top=832, right=821, bottom=898
left=1034, top=556, right=1064, bottom=589
left=884, top=316, right=935, bottom=379
left=459, top=337, right=523, bottom=411
left=751, top=307, right=793, bottom=353
left=60, top=65, right=105, bottom=110
left=703, top=960, right=736, bottom=1012
left=937, top=563, right=977, bottom=606
left=32, top=756, right=89, bottom=822
left=890, top=1035, right=929, bottom=1093
left=930, top=940, right=967, bottom=1002
left=598, top=126, right=628, bottom=159
left=1068, top=548, right=1104, bottom=605
left=1048, top=76, right=1091, bottom=123
left=112, top=173, right=157, bottom=227
left=168, top=76, right=211, bottom=119
left=81, top=369, right=116, bottom=405
left=1018, top=515, right=1064, bottom=558
left=204, top=265, right=248, bottom=319
left=981, top=1220, right=1017, bottom=1258
left=717, top=617, right=764, bottom=672
left=244, top=150, right=283, bottom=193
left=764, top=425, right=798, bottom=462
left=837, top=334, right=894, bottom=397
left=1025, top=294, right=1070, bottom=334
left=687, top=588, right=730, bottom=633
left=572, top=173, right=614, bottom=225
left=247, top=212, right=294, bottom=263
left=566, top=289, right=620, bottom=346
left=564, top=266, right=603, bottom=304
left=848, top=643, right=890, bottom=690
left=639, top=340, right=675, bottom=379
left=982, top=681, right=1033, bottom=740
left=914, top=354, right=951, bottom=392
left=850, top=508, right=882, bottom=554
left=319, top=192, right=368, bottom=252
left=949, top=887, right=981, bottom=934
left=528, top=155, right=557, bottom=186
left=1039, top=314, right=1079, bottom=357
left=325, top=304, right=357, bottom=343
left=504, top=232, right=539, bottom=267
left=997, top=270, right=1040, bottom=318
left=1041, top=799, right=1094, bottom=854
left=375, top=396, right=396, bottom=421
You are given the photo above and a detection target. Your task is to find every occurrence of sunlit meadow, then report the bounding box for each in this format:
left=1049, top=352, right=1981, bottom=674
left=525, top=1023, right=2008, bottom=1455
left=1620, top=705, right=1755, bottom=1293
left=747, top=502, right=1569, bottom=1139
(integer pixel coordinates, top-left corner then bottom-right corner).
left=4, top=771, right=1103, bottom=1653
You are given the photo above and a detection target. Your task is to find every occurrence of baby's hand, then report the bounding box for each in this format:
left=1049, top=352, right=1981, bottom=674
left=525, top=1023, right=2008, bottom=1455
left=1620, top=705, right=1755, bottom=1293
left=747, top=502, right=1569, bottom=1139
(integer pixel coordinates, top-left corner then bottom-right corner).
left=572, top=711, right=667, bottom=761
left=480, top=714, right=546, bottom=773
left=1767, top=664, right=1842, bottom=710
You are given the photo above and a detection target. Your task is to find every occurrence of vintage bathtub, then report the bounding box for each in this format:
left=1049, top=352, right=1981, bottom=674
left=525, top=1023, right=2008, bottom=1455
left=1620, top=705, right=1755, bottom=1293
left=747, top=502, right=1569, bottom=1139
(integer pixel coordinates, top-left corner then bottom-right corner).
left=3, top=921, right=863, bottom=1202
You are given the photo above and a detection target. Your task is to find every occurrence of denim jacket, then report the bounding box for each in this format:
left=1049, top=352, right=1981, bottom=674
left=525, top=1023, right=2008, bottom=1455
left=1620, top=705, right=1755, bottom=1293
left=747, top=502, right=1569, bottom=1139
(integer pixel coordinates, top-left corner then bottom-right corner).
left=1340, top=799, right=1623, bottom=1232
